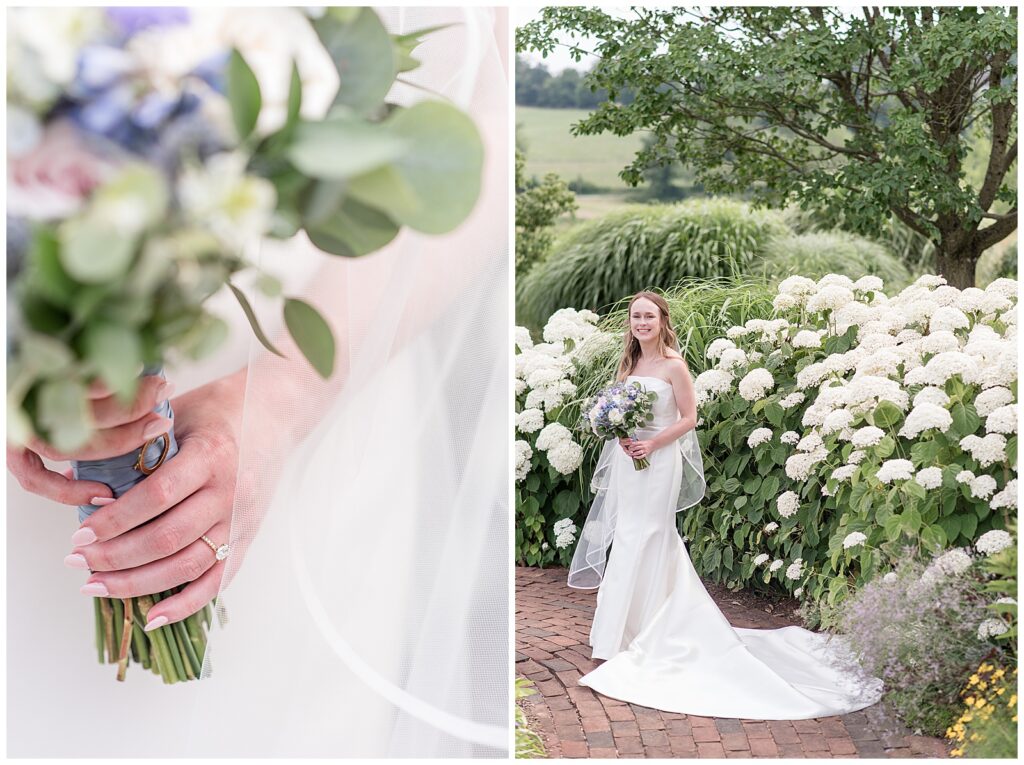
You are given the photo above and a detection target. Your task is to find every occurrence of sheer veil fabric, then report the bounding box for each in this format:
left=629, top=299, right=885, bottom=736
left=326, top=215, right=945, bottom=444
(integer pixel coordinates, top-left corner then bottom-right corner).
left=180, top=7, right=510, bottom=757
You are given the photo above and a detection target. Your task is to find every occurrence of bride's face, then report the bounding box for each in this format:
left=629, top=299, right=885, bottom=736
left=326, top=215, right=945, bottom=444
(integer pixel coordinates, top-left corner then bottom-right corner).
left=629, top=297, right=662, bottom=342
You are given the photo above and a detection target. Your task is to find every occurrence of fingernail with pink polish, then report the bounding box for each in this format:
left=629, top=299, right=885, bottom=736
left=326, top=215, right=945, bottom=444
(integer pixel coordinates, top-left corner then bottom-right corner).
left=62, top=468, right=75, bottom=480
left=143, top=416, right=172, bottom=440
left=90, top=496, right=115, bottom=506
left=80, top=582, right=108, bottom=597
left=71, top=527, right=97, bottom=546
left=144, top=616, right=168, bottom=632
left=156, top=382, right=176, bottom=404
left=64, top=553, right=90, bottom=570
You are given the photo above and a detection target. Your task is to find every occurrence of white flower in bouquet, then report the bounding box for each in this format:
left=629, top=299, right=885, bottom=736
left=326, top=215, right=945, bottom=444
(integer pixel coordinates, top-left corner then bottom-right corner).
left=753, top=553, right=770, bottom=566
left=514, top=440, right=533, bottom=483
left=9, top=8, right=106, bottom=103
left=763, top=522, right=779, bottom=534
left=769, top=559, right=784, bottom=573
left=785, top=558, right=804, bottom=580
left=977, top=618, right=1009, bottom=640
left=843, top=531, right=867, bottom=549
left=706, top=338, right=736, bottom=359
left=914, top=467, right=943, bottom=490
left=780, top=392, right=806, bottom=409
left=898, top=403, right=953, bottom=439
left=514, top=326, right=534, bottom=352
left=929, top=305, right=970, bottom=332
left=607, top=408, right=624, bottom=425
left=179, top=152, right=277, bottom=249
left=780, top=431, right=800, bottom=445
left=968, top=474, right=998, bottom=500
left=956, top=469, right=977, bottom=484
left=791, top=330, right=822, bottom=349
left=785, top=448, right=827, bottom=481
left=975, top=529, right=1013, bottom=555
left=847, top=449, right=866, bottom=465
left=876, top=459, right=914, bottom=483
left=990, top=479, right=1017, bottom=510
left=975, top=386, right=1014, bottom=417
left=959, top=433, right=1008, bottom=467
left=548, top=440, right=584, bottom=475
left=535, top=422, right=572, bottom=451
left=738, top=368, right=775, bottom=401
left=747, top=428, right=773, bottom=448
left=718, top=347, right=748, bottom=371
left=778, top=275, right=818, bottom=296
left=985, top=404, right=1017, bottom=435
left=796, top=432, right=823, bottom=453
left=553, top=518, right=578, bottom=549
left=515, top=408, right=544, bottom=434
left=831, top=465, right=857, bottom=482
left=694, top=368, right=733, bottom=404
left=912, top=386, right=950, bottom=408
left=776, top=491, right=800, bottom=518
left=851, top=426, right=885, bottom=448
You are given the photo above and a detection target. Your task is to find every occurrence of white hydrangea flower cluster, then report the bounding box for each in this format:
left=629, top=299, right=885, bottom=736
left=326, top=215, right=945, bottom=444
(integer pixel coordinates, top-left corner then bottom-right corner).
left=747, top=427, right=773, bottom=448
left=515, top=440, right=532, bottom=483
left=785, top=558, right=804, bottom=581
left=553, top=517, right=578, bottom=549
left=975, top=529, right=1013, bottom=556
left=843, top=531, right=867, bottom=549
left=776, top=491, right=800, bottom=519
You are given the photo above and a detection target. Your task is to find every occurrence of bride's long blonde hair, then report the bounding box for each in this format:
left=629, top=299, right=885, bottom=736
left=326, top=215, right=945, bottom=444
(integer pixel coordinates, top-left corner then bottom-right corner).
left=615, top=291, right=680, bottom=380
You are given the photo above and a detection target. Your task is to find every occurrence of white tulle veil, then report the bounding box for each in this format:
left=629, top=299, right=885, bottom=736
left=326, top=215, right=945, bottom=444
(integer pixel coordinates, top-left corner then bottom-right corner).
left=183, top=8, right=509, bottom=757
left=568, top=345, right=706, bottom=591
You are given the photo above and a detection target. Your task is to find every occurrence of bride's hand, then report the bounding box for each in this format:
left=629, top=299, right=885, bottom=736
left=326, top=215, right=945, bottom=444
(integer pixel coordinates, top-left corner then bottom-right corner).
left=66, top=370, right=246, bottom=629
left=7, top=375, right=175, bottom=505
left=628, top=439, right=657, bottom=459
left=618, top=437, right=634, bottom=456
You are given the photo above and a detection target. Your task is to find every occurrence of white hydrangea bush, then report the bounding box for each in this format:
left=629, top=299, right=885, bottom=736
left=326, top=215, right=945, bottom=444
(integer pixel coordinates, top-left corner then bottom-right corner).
left=515, top=308, right=613, bottom=566
left=685, top=273, right=1018, bottom=619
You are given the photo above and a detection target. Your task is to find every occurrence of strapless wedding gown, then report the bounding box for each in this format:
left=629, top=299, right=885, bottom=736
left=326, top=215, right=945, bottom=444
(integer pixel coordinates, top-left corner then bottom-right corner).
left=579, top=376, right=882, bottom=719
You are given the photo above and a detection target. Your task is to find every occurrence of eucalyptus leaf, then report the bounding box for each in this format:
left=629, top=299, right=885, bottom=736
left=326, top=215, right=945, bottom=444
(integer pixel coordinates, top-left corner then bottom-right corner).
left=59, top=217, right=137, bottom=284
left=283, top=298, right=335, bottom=378
left=38, top=379, right=92, bottom=453
left=287, top=117, right=409, bottom=179
left=228, top=48, right=262, bottom=141
left=315, top=7, right=396, bottom=114
left=83, top=321, right=142, bottom=402
left=304, top=194, right=400, bottom=258
left=229, top=284, right=284, bottom=357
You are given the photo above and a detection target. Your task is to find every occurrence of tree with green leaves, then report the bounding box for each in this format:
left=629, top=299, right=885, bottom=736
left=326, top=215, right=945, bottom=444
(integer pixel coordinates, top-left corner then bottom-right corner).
left=515, top=148, right=577, bottom=275
left=518, top=6, right=1017, bottom=287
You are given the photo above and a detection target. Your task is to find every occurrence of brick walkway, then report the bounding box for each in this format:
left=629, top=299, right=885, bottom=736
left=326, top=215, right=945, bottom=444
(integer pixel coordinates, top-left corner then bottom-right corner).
left=516, top=567, right=949, bottom=759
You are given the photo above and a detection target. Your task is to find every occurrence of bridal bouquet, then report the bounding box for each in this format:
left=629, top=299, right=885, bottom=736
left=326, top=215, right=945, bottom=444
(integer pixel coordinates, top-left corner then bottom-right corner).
left=6, top=7, right=482, bottom=683
left=581, top=381, right=657, bottom=470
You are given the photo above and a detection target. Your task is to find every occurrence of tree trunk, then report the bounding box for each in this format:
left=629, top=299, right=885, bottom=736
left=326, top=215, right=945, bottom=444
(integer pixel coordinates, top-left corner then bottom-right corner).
left=935, top=243, right=980, bottom=289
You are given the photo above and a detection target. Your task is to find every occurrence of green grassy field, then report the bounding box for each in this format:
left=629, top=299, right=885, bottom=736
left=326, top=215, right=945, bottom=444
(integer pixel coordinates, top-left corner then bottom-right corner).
left=516, top=106, right=646, bottom=192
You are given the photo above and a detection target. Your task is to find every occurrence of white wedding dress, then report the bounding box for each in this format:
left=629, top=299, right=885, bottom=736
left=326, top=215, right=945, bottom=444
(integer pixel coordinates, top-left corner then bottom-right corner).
left=572, top=376, right=882, bottom=720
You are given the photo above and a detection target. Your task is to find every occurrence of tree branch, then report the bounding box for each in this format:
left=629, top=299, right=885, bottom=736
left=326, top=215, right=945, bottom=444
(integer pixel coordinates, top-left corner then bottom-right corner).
left=973, top=209, right=1018, bottom=252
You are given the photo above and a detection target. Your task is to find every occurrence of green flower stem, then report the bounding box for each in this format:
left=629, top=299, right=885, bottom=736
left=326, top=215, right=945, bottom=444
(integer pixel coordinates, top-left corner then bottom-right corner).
left=184, top=613, right=206, bottom=666
left=172, top=625, right=196, bottom=681
left=138, top=595, right=177, bottom=684
left=94, top=598, right=104, bottom=664
left=131, top=619, right=150, bottom=669
left=173, top=619, right=202, bottom=679
left=116, top=598, right=133, bottom=682
left=98, top=597, right=116, bottom=663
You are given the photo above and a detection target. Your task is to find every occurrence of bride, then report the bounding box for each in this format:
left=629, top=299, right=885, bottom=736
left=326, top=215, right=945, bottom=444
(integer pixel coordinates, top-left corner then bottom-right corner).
left=569, top=291, right=882, bottom=719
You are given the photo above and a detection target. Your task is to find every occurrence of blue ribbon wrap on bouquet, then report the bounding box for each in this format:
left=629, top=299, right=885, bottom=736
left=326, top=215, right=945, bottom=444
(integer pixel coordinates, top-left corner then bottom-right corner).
left=71, top=367, right=179, bottom=524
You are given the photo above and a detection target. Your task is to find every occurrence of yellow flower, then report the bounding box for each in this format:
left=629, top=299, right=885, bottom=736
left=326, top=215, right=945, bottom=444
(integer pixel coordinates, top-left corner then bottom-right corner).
left=951, top=748, right=963, bottom=757
left=965, top=696, right=975, bottom=707
left=969, top=733, right=980, bottom=742
left=976, top=698, right=987, bottom=708
left=968, top=674, right=980, bottom=685
left=996, top=687, right=1006, bottom=696
left=1009, top=694, right=1018, bottom=707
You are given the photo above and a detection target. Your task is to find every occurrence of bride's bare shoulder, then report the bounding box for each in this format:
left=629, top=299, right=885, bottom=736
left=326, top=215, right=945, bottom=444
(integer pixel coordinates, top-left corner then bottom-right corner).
left=662, top=354, right=691, bottom=381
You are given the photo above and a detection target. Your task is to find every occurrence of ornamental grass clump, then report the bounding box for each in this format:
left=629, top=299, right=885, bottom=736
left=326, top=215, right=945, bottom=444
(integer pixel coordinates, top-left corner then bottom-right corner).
left=686, top=273, right=1017, bottom=619
left=836, top=550, right=1003, bottom=737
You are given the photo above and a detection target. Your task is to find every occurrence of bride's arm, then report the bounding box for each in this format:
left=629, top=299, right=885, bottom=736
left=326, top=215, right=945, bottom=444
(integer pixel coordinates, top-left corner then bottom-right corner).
left=648, top=358, right=699, bottom=452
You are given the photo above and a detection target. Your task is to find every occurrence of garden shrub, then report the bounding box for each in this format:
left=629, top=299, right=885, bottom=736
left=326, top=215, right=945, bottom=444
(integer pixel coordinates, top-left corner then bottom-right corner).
left=515, top=198, right=789, bottom=329
left=756, top=230, right=913, bottom=290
